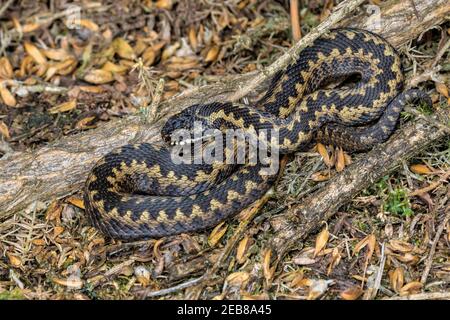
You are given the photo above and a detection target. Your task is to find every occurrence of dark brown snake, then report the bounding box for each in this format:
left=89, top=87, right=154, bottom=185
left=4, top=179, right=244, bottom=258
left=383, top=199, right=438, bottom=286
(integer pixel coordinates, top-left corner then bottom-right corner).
left=83, top=28, right=431, bottom=240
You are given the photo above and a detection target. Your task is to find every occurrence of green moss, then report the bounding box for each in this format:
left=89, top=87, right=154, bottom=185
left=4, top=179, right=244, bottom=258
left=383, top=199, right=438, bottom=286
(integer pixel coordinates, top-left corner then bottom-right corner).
left=0, top=288, right=26, bottom=300
left=384, top=187, right=414, bottom=217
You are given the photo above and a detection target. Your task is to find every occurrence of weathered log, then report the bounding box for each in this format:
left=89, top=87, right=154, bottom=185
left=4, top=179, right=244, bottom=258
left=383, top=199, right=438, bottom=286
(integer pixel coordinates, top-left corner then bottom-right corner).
left=0, top=0, right=448, bottom=219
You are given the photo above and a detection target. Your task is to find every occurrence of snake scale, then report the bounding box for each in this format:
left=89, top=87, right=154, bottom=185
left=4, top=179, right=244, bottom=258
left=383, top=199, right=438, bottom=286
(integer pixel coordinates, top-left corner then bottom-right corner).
left=84, top=28, right=431, bottom=240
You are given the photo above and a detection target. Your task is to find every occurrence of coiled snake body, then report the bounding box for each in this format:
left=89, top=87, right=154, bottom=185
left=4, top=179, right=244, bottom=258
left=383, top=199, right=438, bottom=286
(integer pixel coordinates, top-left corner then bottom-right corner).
left=84, top=29, right=430, bottom=240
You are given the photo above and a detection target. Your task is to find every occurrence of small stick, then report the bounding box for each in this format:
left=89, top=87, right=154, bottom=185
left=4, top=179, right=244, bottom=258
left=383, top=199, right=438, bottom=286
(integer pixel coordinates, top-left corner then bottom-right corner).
left=384, top=291, right=450, bottom=300
left=290, top=0, right=302, bottom=42
left=136, top=275, right=205, bottom=299
left=420, top=208, right=450, bottom=284
left=408, top=170, right=450, bottom=197
left=0, top=0, right=14, bottom=18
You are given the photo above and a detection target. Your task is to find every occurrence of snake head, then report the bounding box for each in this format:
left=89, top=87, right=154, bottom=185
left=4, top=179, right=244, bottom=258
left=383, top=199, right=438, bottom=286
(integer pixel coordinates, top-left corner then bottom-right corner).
left=161, top=104, right=213, bottom=146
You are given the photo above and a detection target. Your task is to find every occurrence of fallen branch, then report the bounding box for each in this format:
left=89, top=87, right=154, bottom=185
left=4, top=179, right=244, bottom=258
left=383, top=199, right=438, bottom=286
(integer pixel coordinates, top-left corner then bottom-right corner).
left=268, top=111, right=449, bottom=260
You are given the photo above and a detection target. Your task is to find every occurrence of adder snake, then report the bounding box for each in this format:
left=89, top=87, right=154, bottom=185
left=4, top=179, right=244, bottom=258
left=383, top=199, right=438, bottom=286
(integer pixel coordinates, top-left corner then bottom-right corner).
left=83, top=28, right=431, bottom=240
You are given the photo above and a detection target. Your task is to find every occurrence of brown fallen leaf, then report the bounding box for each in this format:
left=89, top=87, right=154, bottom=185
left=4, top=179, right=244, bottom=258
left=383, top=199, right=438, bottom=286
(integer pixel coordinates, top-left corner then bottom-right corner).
left=435, top=82, right=449, bottom=98
left=317, top=143, right=333, bottom=167
left=205, top=46, right=220, bottom=63
left=335, top=147, right=346, bottom=172
left=78, top=19, right=100, bottom=32
left=311, top=171, right=331, bottom=182
left=399, top=281, right=422, bottom=296
left=208, top=222, right=228, bottom=247
left=0, top=120, right=10, bottom=139
left=48, top=100, right=77, bottom=114
left=43, top=48, right=71, bottom=61
left=67, top=196, right=85, bottom=209
left=53, top=226, right=65, bottom=238
left=0, top=84, right=17, bottom=107
left=389, top=267, right=404, bottom=293
left=226, top=271, right=250, bottom=287
left=53, top=277, right=83, bottom=289
left=24, top=41, right=47, bottom=65
left=0, top=57, right=14, bottom=79
left=410, top=164, right=433, bottom=175
left=236, top=235, right=252, bottom=264
left=7, top=252, right=22, bottom=267
left=188, top=26, right=198, bottom=51
left=113, top=38, right=135, bottom=60
left=262, top=248, right=276, bottom=283
left=340, top=286, right=363, bottom=300
left=314, top=226, right=329, bottom=257
left=83, top=69, right=114, bottom=84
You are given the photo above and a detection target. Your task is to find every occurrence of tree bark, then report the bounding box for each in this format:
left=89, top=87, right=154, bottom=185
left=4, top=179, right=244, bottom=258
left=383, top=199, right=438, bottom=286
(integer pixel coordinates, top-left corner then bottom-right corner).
left=0, top=0, right=448, bottom=218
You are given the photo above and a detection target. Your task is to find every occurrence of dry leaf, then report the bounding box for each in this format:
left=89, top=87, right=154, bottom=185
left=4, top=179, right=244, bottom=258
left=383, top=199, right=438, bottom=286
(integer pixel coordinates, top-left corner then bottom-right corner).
left=43, top=48, right=71, bottom=61
left=353, top=234, right=371, bottom=255
left=24, top=41, right=47, bottom=65
left=45, top=201, right=63, bottom=221
left=76, top=116, right=96, bottom=129
left=366, top=234, right=376, bottom=263
left=290, top=271, right=305, bottom=287
left=53, top=226, right=65, bottom=238
left=388, top=240, right=414, bottom=253
left=317, top=143, right=332, bottom=167
left=0, top=121, right=10, bottom=139
left=142, top=47, right=156, bottom=66
left=156, top=0, right=173, bottom=9
left=307, top=279, right=334, bottom=300
left=22, top=23, right=41, bottom=33
left=7, top=252, right=22, bottom=267
left=102, top=61, right=129, bottom=74
left=311, top=171, right=330, bottom=182
left=53, top=277, right=83, bottom=289
left=0, top=57, right=14, bottom=79
left=32, top=239, right=46, bottom=246
left=399, top=281, right=422, bottom=296
left=435, top=82, right=449, bottom=98
left=340, top=286, right=363, bottom=300
left=226, top=272, right=250, bottom=287
left=389, top=267, right=404, bottom=293
left=208, top=222, right=228, bottom=247
left=48, top=100, right=77, bottom=114
left=113, top=38, right=135, bottom=60
left=410, top=164, right=433, bottom=175
left=0, top=84, right=17, bottom=107
left=79, top=85, right=105, bottom=93
left=327, top=247, right=341, bottom=275
left=236, top=235, right=251, bottom=264
left=162, top=42, right=180, bottom=61
left=78, top=19, right=100, bottom=32
left=314, top=226, right=329, bottom=257
left=83, top=69, right=114, bottom=84
left=335, top=147, right=346, bottom=172
left=188, top=26, right=198, bottom=51
left=205, top=46, right=220, bottom=62
left=262, top=248, right=275, bottom=282
left=67, top=196, right=85, bottom=209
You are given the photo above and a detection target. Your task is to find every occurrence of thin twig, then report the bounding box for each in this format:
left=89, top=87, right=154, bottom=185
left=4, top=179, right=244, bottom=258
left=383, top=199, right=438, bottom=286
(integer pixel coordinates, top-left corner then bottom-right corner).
left=0, top=0, right=14, bottom=18
left=136, top=275, right=205, bottom=299
left=384, top=291, right=450, bottom=300
left=290, top=0, right=302, bottom=42
left=409, top=170, right=450, bottom=197
left=420, top=208, right=450, bottom=284
left=364, top=242, right=387, bottom=300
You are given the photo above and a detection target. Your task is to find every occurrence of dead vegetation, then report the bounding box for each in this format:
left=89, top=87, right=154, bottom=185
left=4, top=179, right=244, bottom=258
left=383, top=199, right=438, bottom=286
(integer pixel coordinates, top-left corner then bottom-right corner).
left=0, top=0, right=449, bottom=300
